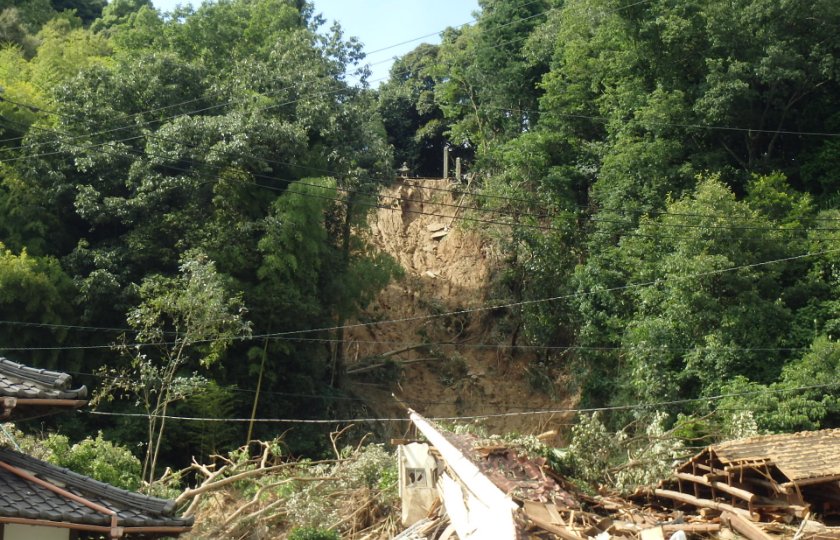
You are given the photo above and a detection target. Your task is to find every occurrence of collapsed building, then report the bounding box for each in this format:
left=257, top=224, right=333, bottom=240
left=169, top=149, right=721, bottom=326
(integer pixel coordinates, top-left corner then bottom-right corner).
left=394, top=412, right=840, bottom=540
left=655, top=429, right=840, bottom=522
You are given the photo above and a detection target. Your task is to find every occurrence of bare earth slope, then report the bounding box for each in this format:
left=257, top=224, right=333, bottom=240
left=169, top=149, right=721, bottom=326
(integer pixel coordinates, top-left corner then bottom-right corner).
left=346, top=178, right=574, bottom=441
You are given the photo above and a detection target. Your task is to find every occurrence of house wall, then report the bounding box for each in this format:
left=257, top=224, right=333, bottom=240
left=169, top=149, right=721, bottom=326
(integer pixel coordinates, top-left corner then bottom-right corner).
left=4, top=523, right=70, bottom=540
left=399, top=443, right=440, bottom=527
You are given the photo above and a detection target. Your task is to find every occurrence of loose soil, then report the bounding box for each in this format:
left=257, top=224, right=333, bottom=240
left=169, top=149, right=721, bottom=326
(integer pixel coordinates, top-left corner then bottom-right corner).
left=345, top=178, right=576, bottom=443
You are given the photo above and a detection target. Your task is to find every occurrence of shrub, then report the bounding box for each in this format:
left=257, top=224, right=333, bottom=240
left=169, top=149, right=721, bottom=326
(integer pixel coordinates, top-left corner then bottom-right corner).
left=288, top=527, right=340, bottom=540
left=43, top=432, right=142, bottom=491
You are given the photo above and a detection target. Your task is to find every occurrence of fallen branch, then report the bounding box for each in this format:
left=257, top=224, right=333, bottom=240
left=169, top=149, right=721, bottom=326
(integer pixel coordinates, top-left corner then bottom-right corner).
left=347, top=357, right=444, bottom=375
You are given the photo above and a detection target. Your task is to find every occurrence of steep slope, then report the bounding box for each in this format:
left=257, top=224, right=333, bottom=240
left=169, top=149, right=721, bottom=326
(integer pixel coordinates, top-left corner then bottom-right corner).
left=346, top=178, right=575, bottom=441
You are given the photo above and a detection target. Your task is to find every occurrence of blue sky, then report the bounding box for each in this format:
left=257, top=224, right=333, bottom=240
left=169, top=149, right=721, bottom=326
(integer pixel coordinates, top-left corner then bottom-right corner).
left=150, top=0, right=481, bottom=84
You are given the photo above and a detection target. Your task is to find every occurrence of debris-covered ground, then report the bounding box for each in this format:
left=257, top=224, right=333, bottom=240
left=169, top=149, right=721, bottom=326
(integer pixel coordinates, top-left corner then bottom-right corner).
left=175, top=422, right=840, bottom=540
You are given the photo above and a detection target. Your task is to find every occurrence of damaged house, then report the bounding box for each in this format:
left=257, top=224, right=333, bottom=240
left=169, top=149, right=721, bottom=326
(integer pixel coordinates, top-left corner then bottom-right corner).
left=397, top=410, right=591, bottom=540
left=0, top=357, right=194, bottom=540
left=655, top=429, right=840, bottom=522
left=395, top=411, right=840, bottom=540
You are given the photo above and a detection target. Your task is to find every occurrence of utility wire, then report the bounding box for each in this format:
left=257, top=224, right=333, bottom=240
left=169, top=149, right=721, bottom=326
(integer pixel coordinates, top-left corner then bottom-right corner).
left=262, top=248, right=840, bottom=337
left=4, top=116, right=840, bottom=242
left=4, top=0, right=837, bottom=235
left=488, top=106, right=840, bottom=139
left=2, top=248, right=836, bottom=350
left=81, top=382, right=840, bottom=423
left=0, top=0, right=562, bottom=152
left=7, top=104, right=840, bottom=233
left=1, top=323, right=832, bottom=353
left=6, top=0, right=838, bottom=226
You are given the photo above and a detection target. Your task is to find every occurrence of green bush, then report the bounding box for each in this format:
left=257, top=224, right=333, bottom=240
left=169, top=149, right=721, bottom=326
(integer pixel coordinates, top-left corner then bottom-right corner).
left=288, top=527, right=340, bottom=540
left=43, top=432, right=142, bottom=491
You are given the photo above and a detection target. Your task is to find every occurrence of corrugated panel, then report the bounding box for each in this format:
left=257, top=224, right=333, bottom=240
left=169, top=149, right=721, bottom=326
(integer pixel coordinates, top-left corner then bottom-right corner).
left=713, top=429, right=840, bottom=482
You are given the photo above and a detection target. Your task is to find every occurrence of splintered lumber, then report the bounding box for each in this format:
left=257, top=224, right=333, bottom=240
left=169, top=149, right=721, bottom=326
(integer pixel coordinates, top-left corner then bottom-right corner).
left=653, top=489, right=756, bottom=521
left=749, top=477, right=792, bottom=495
left=546, top=504, right=566, bottom=526
left=523, top=501, right=583, bottom=540
left=583, top=518, right=613, bottom=536
left=782, top=474, right=840, bottom=488
left=640, top=526, right=665, bottom=540
left=674, top=472, right=757, bottom=502
left=663, top=524, right=722, bottom=533
left=722, top=511, right=775, bottom=540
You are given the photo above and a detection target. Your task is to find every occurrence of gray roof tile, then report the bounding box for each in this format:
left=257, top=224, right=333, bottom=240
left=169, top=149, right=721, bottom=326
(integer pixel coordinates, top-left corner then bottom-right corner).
left=0, top=447, right=193, bottom=529
left=0, top=358, right=87, bottom=401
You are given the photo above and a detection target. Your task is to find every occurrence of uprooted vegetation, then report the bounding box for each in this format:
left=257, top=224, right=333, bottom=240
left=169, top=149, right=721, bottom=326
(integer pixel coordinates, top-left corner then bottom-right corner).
left=164, top=409, right=803, bottom=539
left=164, top=432, right=401, bottom=540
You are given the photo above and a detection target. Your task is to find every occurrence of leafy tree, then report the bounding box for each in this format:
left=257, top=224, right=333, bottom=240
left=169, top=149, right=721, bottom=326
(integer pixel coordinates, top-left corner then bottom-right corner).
left=378, top=43, right=447, bottom=177
left=96, top=251, right=251, bottom=483
left=433, top=0, right=550, bottom=160
left=89, top=0, right=150, bottom=34
left=0, top=245, right=76, bottom=365
left=0, top=7, right=41, bottom=57
left=50, top=0, right=105, bottom=25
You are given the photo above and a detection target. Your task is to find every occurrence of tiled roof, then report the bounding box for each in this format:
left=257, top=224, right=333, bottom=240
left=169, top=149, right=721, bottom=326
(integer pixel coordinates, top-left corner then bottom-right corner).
left=0, top=358, right=87, bottom=400
left=0, top=447, right=193, bottom=528
left=712, top=428, right=840, bottom=483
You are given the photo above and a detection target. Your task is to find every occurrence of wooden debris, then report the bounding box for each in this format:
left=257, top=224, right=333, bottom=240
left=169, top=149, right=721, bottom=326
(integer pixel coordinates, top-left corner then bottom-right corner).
left=653, top=489, right=756, bottom=520
left=722, top=511, right=776, bottom=540
left=523, top=501, right=584, bottom=540
left=639, top=526, right=665, bottom=540
left=659, top=430, right=840, bottom=521
left=662, top=523, right=721, bottom=533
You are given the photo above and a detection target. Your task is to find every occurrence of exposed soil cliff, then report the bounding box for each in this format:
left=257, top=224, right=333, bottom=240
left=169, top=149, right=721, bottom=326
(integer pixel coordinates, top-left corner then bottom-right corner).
left=345, top=178, right=575, bottom=442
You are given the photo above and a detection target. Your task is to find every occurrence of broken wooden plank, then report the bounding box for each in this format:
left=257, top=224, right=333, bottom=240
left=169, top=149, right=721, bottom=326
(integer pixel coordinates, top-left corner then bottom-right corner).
left=525, top=512, right=584, bottom=540
left=390, top=439, right=422, bottom=445
left=781, top=474, right=840, bottom=488
left=545, top=503, right=566, bottom=526
left=653, top=489, right=756, bottom=521
left=748, top=477, right=793, bottom=494
left=674, top=472, right=757, bottom=502
left=722, top=511, right=775, bottom=540
left=583, top=517, right=613, bottom=537
left=522, top=501, right=583, bottom=538
left=639, top=526, right=664, bottom=540
left=663, top=524, right=722, bottom=533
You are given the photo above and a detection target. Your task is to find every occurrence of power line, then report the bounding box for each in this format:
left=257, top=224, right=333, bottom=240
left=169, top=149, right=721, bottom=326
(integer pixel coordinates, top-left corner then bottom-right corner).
left=4, top=0, right=836, bottom=237
left=6, top=1, right=838, bottom=231
left=263, top=248, right=840, bottom=337
left=5, top=116, right=840, bottom=242
left=80, top=382, right=840, bottom=424
left=488, top=106, right=840, bottom=139
left=10, top=104, right=840, bottom=234
left=2, top=248, right=834, bottom=350
left=360, top=0, right=550, bottom=58
left=0, top=0, right=561, bottom=153
left=1, top=327, right=835, bottom=354
left=0, top=2, right=655, bottom=226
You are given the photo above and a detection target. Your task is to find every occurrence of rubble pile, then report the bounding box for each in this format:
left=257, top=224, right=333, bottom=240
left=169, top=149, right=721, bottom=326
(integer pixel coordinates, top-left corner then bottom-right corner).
left=395, top=414, right=840, bottom=540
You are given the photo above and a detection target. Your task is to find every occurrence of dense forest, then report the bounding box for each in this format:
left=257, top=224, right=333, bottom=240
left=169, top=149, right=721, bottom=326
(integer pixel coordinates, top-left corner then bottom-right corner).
left=2, top=0, right=840, bottom=482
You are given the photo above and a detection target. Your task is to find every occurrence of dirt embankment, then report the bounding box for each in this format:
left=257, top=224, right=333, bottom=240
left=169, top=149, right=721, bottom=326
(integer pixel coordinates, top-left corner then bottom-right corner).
left=346, top=178, right=575, bottom=442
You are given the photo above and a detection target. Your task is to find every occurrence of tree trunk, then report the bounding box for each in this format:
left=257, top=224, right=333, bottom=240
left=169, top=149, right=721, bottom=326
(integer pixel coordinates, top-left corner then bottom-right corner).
left=331, top=200, right=354, bottom=387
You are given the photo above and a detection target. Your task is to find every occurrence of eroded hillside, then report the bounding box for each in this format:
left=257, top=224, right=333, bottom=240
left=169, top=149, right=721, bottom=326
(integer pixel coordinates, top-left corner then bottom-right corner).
left=345, top=178, right=575, bottom=441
